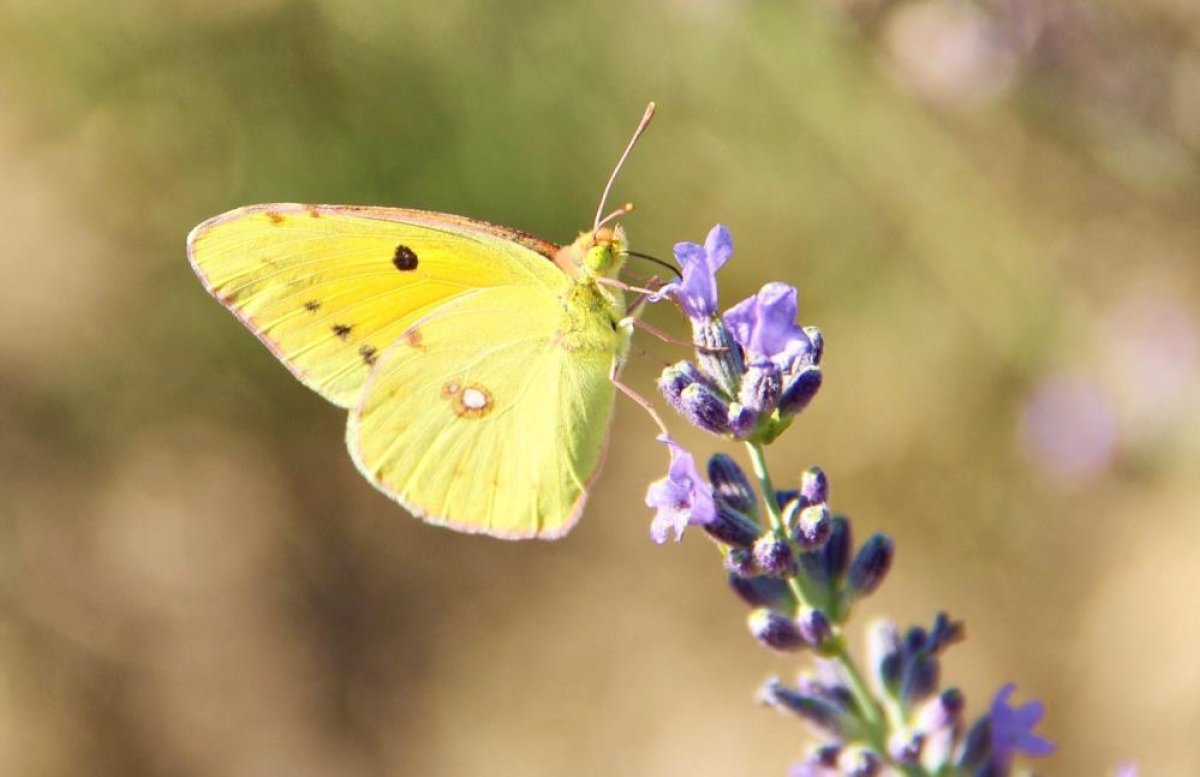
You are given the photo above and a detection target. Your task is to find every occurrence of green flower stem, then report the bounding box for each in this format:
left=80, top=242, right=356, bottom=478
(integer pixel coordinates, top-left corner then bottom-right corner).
left=828, top=637, right=902, bottom=768
left=744, top=440, right=785, bottom=534
left=745, top=441, right=913, bottom=773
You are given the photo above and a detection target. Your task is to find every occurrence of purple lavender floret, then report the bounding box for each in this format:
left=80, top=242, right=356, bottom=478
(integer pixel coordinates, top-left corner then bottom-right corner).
left=987, top=684, right=1056, bottom=767
left=646, top=437, right=716, bottom=543
left=650, top=224, right=733, bottom=321
left=723, top=282, right=812, bottom=368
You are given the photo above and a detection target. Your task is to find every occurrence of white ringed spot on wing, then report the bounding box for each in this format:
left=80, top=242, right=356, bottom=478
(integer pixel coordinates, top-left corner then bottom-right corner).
left=442, top=382, right=493, bottom=419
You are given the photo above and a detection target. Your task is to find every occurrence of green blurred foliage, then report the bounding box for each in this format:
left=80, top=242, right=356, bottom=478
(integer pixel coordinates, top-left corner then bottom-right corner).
left=2, top=0, right=1198, bottom=774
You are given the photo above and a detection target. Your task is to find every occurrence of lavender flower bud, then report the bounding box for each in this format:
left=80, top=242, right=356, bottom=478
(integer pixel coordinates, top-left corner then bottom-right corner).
left=904, top=626, right=929, bottom=655
left=957, top=716, right=992, bottom=769
left=813, top=744, right=841, bottom=767
left=819, top=515, right=852, bottom=582
left=775, top=488, right=800, bottom=511
left=692, top=316, right=744, bottom=397
left=929, top=611, right=965, bottom=653
left=918, top=688, right=965, bottom=733
left=899, top=652, right=940, bottom=707
left=827, top=516, right=852, bottom=576
left=727, top=572, right=790, bottom=609
left=704, top=504, right=762, bottom=548
left=889, top=731, right=924, bottom=765
left=868, top=620, right=904, bottom=697
left=846, top=534, right=894, bottom=601
left=753, top=533, right=797, bottom=578
left=842, top=749, right=882, bottom=777
left=679, top=381, right=733, bottom=435
left=779, top=365, right=822, bottom=416
left=803, top=326, right=823, bottom=364
left=727, top=402, right=758, bottom=438
left=739, top=360, right=782, bottom=416
left=793, top=503, right=832, bottom=550
left=724, top=547, right=757, bottom=576
left=800, top=465, right=829, bottom=506
left=797, top=607, right=833, bottom=648
left=708, top=453, right=758, bottom=515
left=917, top=689, right=965, bottom=769
left=658, top=360, right=704, bottom=411
left=798, top=671, right=856, bottom=711
left=749, top=609, right=807, bottom=652
left=759, top=678, right=844, bottom=734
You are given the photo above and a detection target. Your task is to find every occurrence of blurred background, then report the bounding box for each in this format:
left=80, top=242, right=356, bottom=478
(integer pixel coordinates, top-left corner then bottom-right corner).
left=2, top=0, right=1198, bottom=774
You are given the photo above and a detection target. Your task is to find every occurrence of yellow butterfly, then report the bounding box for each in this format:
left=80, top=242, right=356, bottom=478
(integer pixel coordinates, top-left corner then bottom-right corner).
left=188, top=105, right=657, bottom=539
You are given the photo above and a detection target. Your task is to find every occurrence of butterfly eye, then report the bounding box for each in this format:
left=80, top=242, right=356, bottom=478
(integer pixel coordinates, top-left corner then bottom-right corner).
left=584, top=243, right=618, bottom=276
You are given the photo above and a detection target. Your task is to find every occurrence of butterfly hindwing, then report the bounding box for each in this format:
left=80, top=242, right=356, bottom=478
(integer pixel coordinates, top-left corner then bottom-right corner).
left=187, top=204, right=565, bottom=407
left=347, top=285, right=619, bottom=539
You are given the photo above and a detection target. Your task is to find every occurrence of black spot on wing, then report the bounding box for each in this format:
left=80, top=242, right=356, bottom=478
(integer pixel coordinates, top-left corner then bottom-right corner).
left=304, top=300, right=322, bottom=312
left=359, top=344, right=378, bottom=366
left=393, top=244, right=419, bottom=271
left=332, top=323, right=353, bottom=339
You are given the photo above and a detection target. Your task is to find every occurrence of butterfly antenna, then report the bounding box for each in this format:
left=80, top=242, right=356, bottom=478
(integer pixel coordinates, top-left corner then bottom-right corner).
left=595, top=202, right=634, bottom=233
left=626, top=250, right=681, bottom=280
left=593, top=102, right=657, bottom=233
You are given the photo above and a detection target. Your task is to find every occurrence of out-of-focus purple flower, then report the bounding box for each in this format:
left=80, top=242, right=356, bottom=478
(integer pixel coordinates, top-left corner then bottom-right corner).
left=1113, top=763, right=1138, bottom=777
left=884, top=0, right=1017, bottom=111
left=646, top=437, right=717, bottom=543
left=1021, top=374, right=1116, bottom=483
left=650, top=224, right=733, bottom=320
left=1103, top=292, right=1198, bottom=429
left=724, top=282, right=812, bottom=368
left=988, top=683, right=1055, bottom=768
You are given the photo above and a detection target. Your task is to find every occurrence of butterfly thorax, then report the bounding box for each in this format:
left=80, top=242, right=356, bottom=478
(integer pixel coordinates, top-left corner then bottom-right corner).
left=557, top=275, right=627, bottom=354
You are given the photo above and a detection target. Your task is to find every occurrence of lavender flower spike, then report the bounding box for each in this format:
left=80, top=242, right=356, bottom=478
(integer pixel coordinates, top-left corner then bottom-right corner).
left=988, top=683, right=1055, bottom=769
left=646, top=436, right=717, bottom=543
left=650, top=224, right=733, bottom=320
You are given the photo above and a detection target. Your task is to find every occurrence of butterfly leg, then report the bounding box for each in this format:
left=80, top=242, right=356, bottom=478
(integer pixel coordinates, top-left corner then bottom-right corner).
left=623, top=274, right=662, bottom=317
left=597, top=276, right=662, bottom=297
left=609, top=360, right=672, bottom=438
left=620, top=316, right=695, bottom=348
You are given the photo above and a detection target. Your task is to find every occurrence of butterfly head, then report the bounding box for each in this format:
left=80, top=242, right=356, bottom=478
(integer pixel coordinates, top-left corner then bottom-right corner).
left=584, top=224, right=628, bottom=277
left=555, top=223, right=628, bottom=278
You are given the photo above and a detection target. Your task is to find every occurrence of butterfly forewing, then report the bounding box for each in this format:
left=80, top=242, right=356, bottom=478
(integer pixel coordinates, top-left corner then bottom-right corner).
left=187, top=204, right=565, bottom=407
